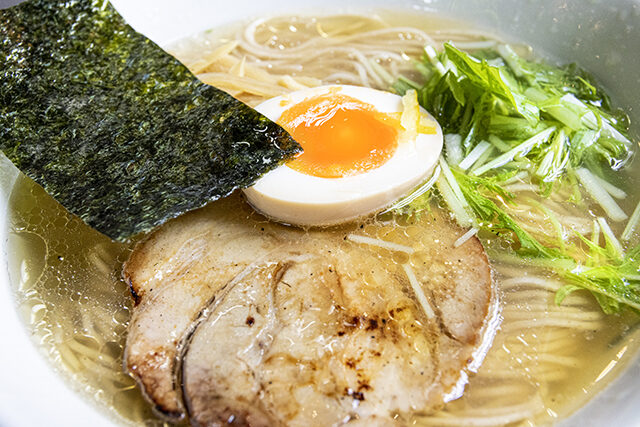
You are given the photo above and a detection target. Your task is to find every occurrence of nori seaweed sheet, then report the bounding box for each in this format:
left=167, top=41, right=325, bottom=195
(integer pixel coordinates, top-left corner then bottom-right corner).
left=0, top=0, right=301, bottom=241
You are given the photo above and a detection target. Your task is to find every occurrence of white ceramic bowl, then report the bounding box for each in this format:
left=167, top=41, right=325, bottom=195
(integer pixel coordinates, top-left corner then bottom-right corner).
left=0, top=1, right=639, bottom=426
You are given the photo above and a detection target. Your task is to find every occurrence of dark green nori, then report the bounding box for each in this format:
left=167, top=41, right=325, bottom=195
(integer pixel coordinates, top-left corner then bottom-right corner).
left=0, top=0, right=301, bottom=241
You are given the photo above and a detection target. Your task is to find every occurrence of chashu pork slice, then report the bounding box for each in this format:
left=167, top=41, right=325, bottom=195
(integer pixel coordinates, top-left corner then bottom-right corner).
left=123, top=195, right=300, bottom=419
left=124, top=193, right=498, bottom=424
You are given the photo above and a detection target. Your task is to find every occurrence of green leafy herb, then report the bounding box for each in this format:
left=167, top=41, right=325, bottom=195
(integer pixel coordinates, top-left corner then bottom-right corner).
left=449, top=162, right=639, bottom=314
left=394, top=43, right=632, bottom=180
left=451, top=169, right=564, bottom=259
left=558, top=255, right=640, bottom=314
left=0, top=0, right=301, bottom=241
left=394, top=43, right=639, bottom=314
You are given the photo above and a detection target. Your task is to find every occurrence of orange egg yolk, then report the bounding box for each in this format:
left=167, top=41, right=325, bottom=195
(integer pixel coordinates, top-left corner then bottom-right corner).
left=277, top=93, right=399, bottom=178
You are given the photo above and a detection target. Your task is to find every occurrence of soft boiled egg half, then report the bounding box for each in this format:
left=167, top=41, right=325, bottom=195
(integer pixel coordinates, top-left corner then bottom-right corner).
left=243, top=85, right=443, bottom=226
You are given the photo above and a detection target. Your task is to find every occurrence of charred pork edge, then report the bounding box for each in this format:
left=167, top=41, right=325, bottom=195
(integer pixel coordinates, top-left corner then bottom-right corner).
left=176, top=258, right=293, bottom=424
left=121, top=333, right=186, bottom=422
left=120, top=254, right=259, bottom=420
left=121, top=237, right=291, bottom=421
left=121, top=239, right=187, bottom=421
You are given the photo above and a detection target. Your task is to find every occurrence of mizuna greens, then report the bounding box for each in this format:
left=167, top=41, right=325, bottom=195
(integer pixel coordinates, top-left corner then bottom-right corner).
left=0, top=0, right=300, bottom=241
left=394, top=43, right=640, bottom=314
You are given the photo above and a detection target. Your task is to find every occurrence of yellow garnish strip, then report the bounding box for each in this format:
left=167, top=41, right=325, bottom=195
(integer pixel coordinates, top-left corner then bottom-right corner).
left=419, top=116, right=437, bottom=134
left=400, top=89, right=437, bottom=137
left=401, top=89, right=420, bottom=136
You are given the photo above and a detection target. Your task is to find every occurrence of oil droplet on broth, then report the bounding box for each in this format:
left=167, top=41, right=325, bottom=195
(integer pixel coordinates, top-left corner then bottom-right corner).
left=6, top=174, right=148, bottom=423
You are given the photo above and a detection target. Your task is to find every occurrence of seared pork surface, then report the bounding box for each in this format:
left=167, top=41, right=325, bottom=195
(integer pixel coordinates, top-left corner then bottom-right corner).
left=123, top=193, right=497, bottom=425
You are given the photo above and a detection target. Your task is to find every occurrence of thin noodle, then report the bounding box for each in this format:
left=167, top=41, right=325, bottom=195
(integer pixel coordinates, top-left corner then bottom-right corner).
left=11, top=14, right=635, bottom=427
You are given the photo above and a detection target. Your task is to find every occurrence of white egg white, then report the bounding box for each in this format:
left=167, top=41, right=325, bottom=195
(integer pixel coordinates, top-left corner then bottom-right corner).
left=243, top=85, right=443, bottom=226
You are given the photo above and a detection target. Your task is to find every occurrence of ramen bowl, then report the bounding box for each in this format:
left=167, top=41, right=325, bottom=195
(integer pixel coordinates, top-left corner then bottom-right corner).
left=0, top=0, right=639, bottom=426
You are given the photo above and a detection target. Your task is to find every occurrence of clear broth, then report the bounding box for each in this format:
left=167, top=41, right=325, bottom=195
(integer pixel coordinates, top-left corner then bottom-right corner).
left=6, top=10, right=640, bottom=427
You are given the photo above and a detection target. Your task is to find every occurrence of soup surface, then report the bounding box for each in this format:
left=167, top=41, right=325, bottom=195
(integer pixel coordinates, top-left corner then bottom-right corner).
left=6, top=11, right=640, bottom=427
